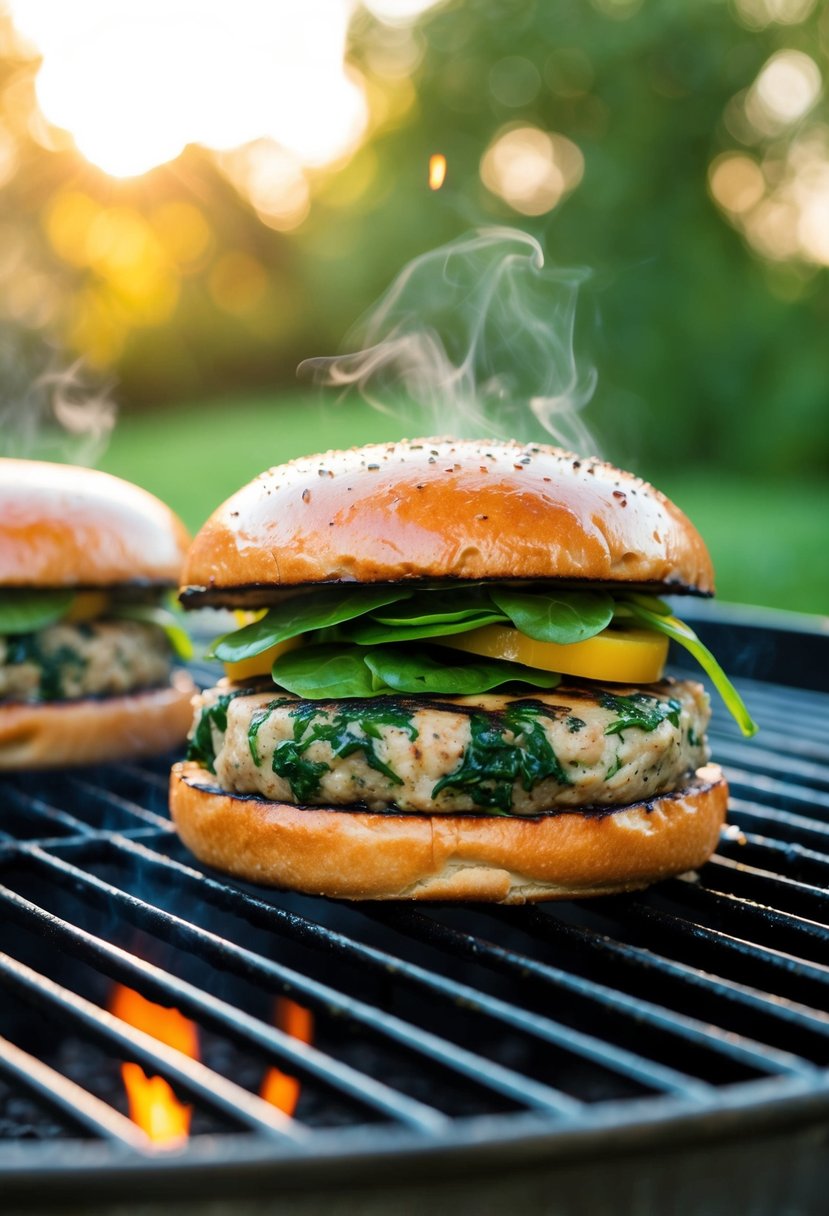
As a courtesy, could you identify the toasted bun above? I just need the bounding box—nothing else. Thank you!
[170,761,727,903]
[0,674,197,770]
[181,439,713,605]
[0,459,190,588]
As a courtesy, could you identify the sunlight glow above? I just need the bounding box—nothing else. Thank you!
[745,50,822,136]
[8,0,369,178]
[480,126,584,215]
[428,153,447,190]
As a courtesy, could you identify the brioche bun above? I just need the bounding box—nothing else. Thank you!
[180,438,714,606]
[1,676,196,771]
[170,761,727,903]
[0,458,190,588]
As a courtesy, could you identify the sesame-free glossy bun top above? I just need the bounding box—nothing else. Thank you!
[0,459,191,588]
[181,438,714,603]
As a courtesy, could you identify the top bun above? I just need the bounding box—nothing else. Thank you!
[0,459,190,588]
[181,439,714,604]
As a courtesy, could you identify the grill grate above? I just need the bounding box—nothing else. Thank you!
[1,617,829,1198]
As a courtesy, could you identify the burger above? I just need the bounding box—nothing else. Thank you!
[170,439,755,903]
[0,458,196,769]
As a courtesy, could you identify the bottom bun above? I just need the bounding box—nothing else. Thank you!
[0,672,197,770]
[169,761,728,904]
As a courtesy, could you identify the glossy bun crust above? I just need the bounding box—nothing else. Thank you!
[0,674,197,771]
[181,439,714,604]
[170,762,727,903]
[0,459,191,588]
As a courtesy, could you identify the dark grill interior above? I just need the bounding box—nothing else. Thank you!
[1,614,828,1206]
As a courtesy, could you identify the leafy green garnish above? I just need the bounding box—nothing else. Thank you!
[343,610,505,645]
[273,645,385,698]
[344,590,505,644]
[621,595,758,737]
[0,590,74,635]
[112,603,194,660]
[489,587,614,644]
[209,587,411,662]
[202,581,756,737]
[364,645,561,695]
[272,642,561,698]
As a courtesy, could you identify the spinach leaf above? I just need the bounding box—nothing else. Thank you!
[342,608,504,645]
[188,691,247,773]
[273,645,384,698]
[371,590,504,626]
[272,641,562,698]
[267,701,419,801]
[489,587,614,644]
[0,590,74,635]
[600,691,682,736]
[620,595,758,737]
[209,586,412,662]
[432,701,570,813]
[364,645,562,695]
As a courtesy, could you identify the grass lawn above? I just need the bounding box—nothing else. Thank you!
[98,392,828,617]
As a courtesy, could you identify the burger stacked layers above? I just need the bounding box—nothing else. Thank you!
[0,459,196,769]
[171,439,756,903]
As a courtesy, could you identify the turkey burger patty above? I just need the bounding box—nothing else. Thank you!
[0,618,175,703]
[189,679,711,816]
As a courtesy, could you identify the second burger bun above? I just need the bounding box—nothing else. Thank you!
[170,761,728,904]
[1,458,196,769]
[2,678,196,770]
[0,458,191,588]
[181,438,714,604]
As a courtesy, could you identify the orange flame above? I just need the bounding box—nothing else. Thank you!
[260,997,314,1116]
[429,153,447,191]
[109,985,199,1148]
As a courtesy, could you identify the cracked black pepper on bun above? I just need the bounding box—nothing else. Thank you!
[0,458,196,769]
[171,438,753,903]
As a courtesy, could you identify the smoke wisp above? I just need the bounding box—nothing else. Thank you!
[300,227,598,454]
[0,326,117,466]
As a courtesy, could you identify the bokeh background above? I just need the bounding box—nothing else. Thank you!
[0,0,827,613]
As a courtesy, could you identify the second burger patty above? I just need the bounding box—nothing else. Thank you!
[191,679,711,815]
[0,620,174,703]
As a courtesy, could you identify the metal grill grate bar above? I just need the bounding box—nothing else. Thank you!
[361,905,815,1079]
[0,883,448,1134]
[0,1034,150,1149]
[723,770,829,815]
[727,799,829,853]
[598,896,829,1009]
[16,843,587,1117]
[717,830,829,886]
[701,853,829,917]
[0,952,309,1143]
[488,905,829,1057]
[92,837,728,1100]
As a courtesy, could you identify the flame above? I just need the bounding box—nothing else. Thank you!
[428,153,447,191]
[109,985,199,1148]
[260,997,314,1116]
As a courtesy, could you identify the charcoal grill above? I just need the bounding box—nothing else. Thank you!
[1,605,828,1215]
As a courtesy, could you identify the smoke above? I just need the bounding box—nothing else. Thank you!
[0,325,117,465]
[300,227,598,454]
